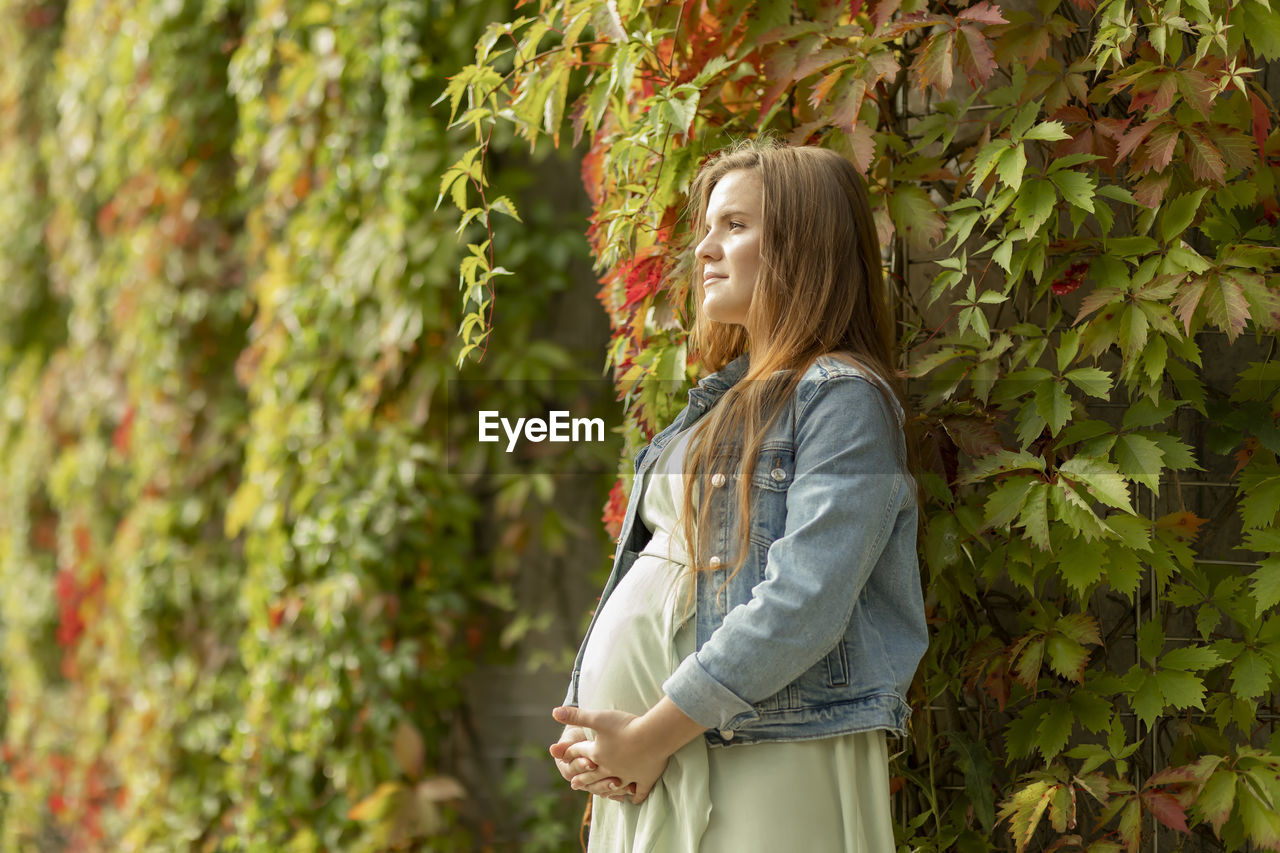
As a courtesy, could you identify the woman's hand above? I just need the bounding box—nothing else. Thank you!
[548,724,630,801]
[550,701,670,804]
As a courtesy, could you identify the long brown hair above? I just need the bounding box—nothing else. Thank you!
[677,140,914,590]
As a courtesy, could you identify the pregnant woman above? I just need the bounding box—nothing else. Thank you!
[549,140,929,851]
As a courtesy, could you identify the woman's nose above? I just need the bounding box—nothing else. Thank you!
[696,232,719,260]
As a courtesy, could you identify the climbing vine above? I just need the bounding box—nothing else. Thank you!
[0,0,594,849]
[444,0,1280,849]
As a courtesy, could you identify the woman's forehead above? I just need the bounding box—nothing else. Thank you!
[707,169,762,215]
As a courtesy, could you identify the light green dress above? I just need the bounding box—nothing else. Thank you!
[576,425,897,852]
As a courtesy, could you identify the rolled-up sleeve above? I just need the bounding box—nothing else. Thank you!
[662,375,906,730]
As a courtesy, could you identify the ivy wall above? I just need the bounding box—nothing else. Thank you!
[0,0,599,849]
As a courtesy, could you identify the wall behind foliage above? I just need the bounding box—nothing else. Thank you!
[0,0,602,849]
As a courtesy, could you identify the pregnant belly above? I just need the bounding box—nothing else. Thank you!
[577,554,686,715]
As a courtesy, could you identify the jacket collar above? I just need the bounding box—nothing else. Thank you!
[689,352,749,404]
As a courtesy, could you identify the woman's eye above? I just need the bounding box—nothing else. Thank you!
[729,221,744,230]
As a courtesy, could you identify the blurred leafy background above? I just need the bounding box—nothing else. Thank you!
[0,0,607,849]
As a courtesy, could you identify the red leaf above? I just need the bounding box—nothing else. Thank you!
[602,480,627,541]
[1146,124,1182,174]
[112,405,135,454]
[1184,127,1226,184]
[1132,171,1172,208]
[1130,70,1178,115]
[1115,118,1159,162]
[871,0,905,32]
[1142,790,1190,833]
[942,415,1004,457]
[1250,91,1273,160]
[847,120,876,175]
[957,0,1008,25]
[1174,68,1215,116]
[880,9,935,39]
[956,25,999,88]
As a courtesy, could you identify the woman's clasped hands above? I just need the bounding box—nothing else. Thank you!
[548,706,672,805]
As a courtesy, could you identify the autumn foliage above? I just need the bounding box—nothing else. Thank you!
[444,0,1280,849]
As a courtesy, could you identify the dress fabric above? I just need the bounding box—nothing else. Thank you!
[576,425,898,853]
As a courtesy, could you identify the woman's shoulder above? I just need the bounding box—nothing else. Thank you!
[801,352,887,386]
[796,353,903,425]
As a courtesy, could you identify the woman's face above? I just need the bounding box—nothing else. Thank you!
[695,169,763,330]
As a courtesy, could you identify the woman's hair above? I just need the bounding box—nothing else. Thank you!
[676,139,915,591]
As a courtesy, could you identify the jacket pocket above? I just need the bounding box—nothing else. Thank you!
[748,444,795,492]
[824,640,850,687]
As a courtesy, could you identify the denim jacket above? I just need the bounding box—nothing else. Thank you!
[564,352,928,747]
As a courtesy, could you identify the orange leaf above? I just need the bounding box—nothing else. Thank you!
[913,29,955,96]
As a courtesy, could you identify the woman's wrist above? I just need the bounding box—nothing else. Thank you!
[635,695,707,758]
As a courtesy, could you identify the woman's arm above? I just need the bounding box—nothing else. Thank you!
[663,374,908,731]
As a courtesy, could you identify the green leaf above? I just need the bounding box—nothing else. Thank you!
[1240,475,1280,530]
[960,449,1046,483]
[1158,188,1209,243]
[1046,633,1089,682]
[1057,536,1103,598]
[1021,120,1071,142]
[984,477,1037,529]
[1250,556,1280,617]
[488,195,522,223]
[970,138,1011,190]
[1138,620,1166,664]
[949,734,997,832]
[1107,513,1152,552]
[1051,481,1111,542]
[1161,645,1225,671]
[1114,433,1166,494]
[1237,773,1280,847]
[1013,178,1056,234]
[1071,689,1114,733]
[1065,367,1112,399]
[1156,668,1206,711]
[1148,432,1200,471]
[1034,379,1073,435]
[1056,419,1115,448]
[1059,457,1133,512]
[995,144,1027,191]
[1131,672,1164,727]
[1049,169,1095,213]
[1106,546,1144,597]
[1019,483,1051,551]
[1230,649,1272,699]
[888,183,945,251]
[1036,701,1076,759]
[658,87,700,135]
[997,776,1055,848]
[1192,770,1237,835]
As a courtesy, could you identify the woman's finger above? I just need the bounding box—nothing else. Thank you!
[569,767,615,790]
[580,777,626,797]
[569,756,597,775]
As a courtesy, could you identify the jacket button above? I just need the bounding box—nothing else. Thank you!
[770,467,787,482]
[711,472,726,488]
[708,555,721,567]
[719,729,734,740]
